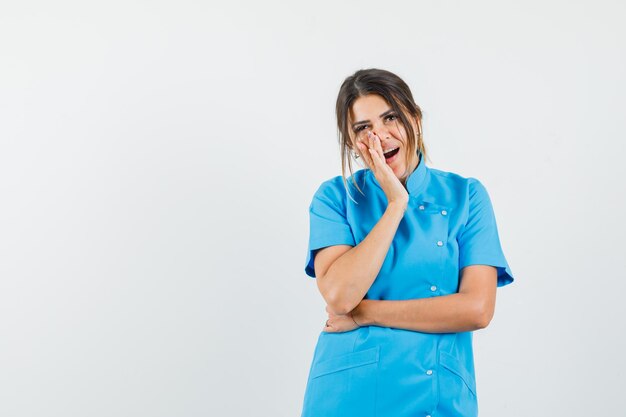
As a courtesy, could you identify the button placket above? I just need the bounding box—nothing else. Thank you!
[418,201,450,298]
[435,207,449,248]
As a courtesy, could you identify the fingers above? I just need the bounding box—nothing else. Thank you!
[356,132,386,172]
[356,134,379,170]
[356,141,373,169]
[323,321,334,332]
[371,132,385,161]
[367,132,385,170]
[323,315,358,333]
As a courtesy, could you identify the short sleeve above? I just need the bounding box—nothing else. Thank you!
[458,178,515,287]
[304,179,356,278]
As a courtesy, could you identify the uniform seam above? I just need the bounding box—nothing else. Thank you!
[374,359,379,417]
[433,348,441,415]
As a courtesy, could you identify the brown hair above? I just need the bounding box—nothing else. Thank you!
[335,68,428,201]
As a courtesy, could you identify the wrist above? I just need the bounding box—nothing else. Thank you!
[387,200,407,215]
[353,299,377,326]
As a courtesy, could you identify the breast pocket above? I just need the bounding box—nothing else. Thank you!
[301,346,380,417]
[418,201,451,229]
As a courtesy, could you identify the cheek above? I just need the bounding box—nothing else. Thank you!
[391,122,407,138]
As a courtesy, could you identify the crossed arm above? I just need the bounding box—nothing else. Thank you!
[315,203,498,334]
[350,264,497,333]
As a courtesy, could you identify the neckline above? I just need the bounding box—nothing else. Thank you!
[368,150,429,197]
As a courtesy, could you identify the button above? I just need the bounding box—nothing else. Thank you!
[441,210,447,216]
[426,369,433,375]
[419,205,425,210]
[430,285,437,291]
[436,240,443,246]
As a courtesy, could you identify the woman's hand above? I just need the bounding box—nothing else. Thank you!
[323,304,360,333]
[355,131,409,208]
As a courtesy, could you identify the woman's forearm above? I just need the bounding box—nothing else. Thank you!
[353,294,488,333]
[320,201,406,315]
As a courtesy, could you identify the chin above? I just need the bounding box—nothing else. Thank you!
[390,160,406,177]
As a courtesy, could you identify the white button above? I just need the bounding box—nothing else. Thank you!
[441,210,447,216]
[419,205,425,210]
[437,240,443,246]
[426,369,433,375]
[430,285,437,291]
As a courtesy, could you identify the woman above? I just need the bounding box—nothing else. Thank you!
[300,68,515,417]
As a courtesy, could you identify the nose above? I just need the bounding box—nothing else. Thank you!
[370,121,392,139]
[370,126,391,140]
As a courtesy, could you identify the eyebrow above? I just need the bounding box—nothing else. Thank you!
[351,109,396,129]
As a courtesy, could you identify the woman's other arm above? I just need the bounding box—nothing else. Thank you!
[315,132,409,316]
[315,201,406,315]
[351,265,498,333]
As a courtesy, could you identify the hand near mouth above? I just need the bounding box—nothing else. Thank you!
[355,132,409,210]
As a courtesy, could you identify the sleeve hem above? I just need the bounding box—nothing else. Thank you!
[304,237,356,278]
[459,256,515,288]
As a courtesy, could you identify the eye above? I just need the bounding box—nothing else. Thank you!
[385,114,398,122]
[354,125,367,132]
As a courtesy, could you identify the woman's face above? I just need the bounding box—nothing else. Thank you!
[349,94,420,181]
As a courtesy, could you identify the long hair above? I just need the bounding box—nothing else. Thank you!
[335,68,428,202]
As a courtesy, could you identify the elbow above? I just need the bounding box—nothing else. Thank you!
[318,273,360,315]
[324,284,361,315]
[327,304,351,316]
[474,313,492,330]
[325,292,358,316]
[473,303,495,330]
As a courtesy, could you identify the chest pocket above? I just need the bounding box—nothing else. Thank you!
[417,200,451,242]
[419,200,450,214]
[382,200,451,271]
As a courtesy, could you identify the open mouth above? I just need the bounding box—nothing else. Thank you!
[383,147,400,160]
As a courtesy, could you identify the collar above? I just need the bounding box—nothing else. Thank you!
[368,150,429,196]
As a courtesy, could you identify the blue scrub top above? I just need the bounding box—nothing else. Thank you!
[301,151,514,417]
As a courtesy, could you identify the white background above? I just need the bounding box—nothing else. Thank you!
[1,1,625,416]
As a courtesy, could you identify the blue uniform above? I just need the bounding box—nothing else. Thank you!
[301,151,514,417]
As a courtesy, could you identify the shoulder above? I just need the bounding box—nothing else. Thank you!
[425,166,495,218]
[428,166,487,196]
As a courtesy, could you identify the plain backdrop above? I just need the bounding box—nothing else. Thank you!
[1,1,625,416]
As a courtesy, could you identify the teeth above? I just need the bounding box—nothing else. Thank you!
[383,147,399,155]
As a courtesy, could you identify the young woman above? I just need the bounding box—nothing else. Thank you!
[301,68,515,417]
